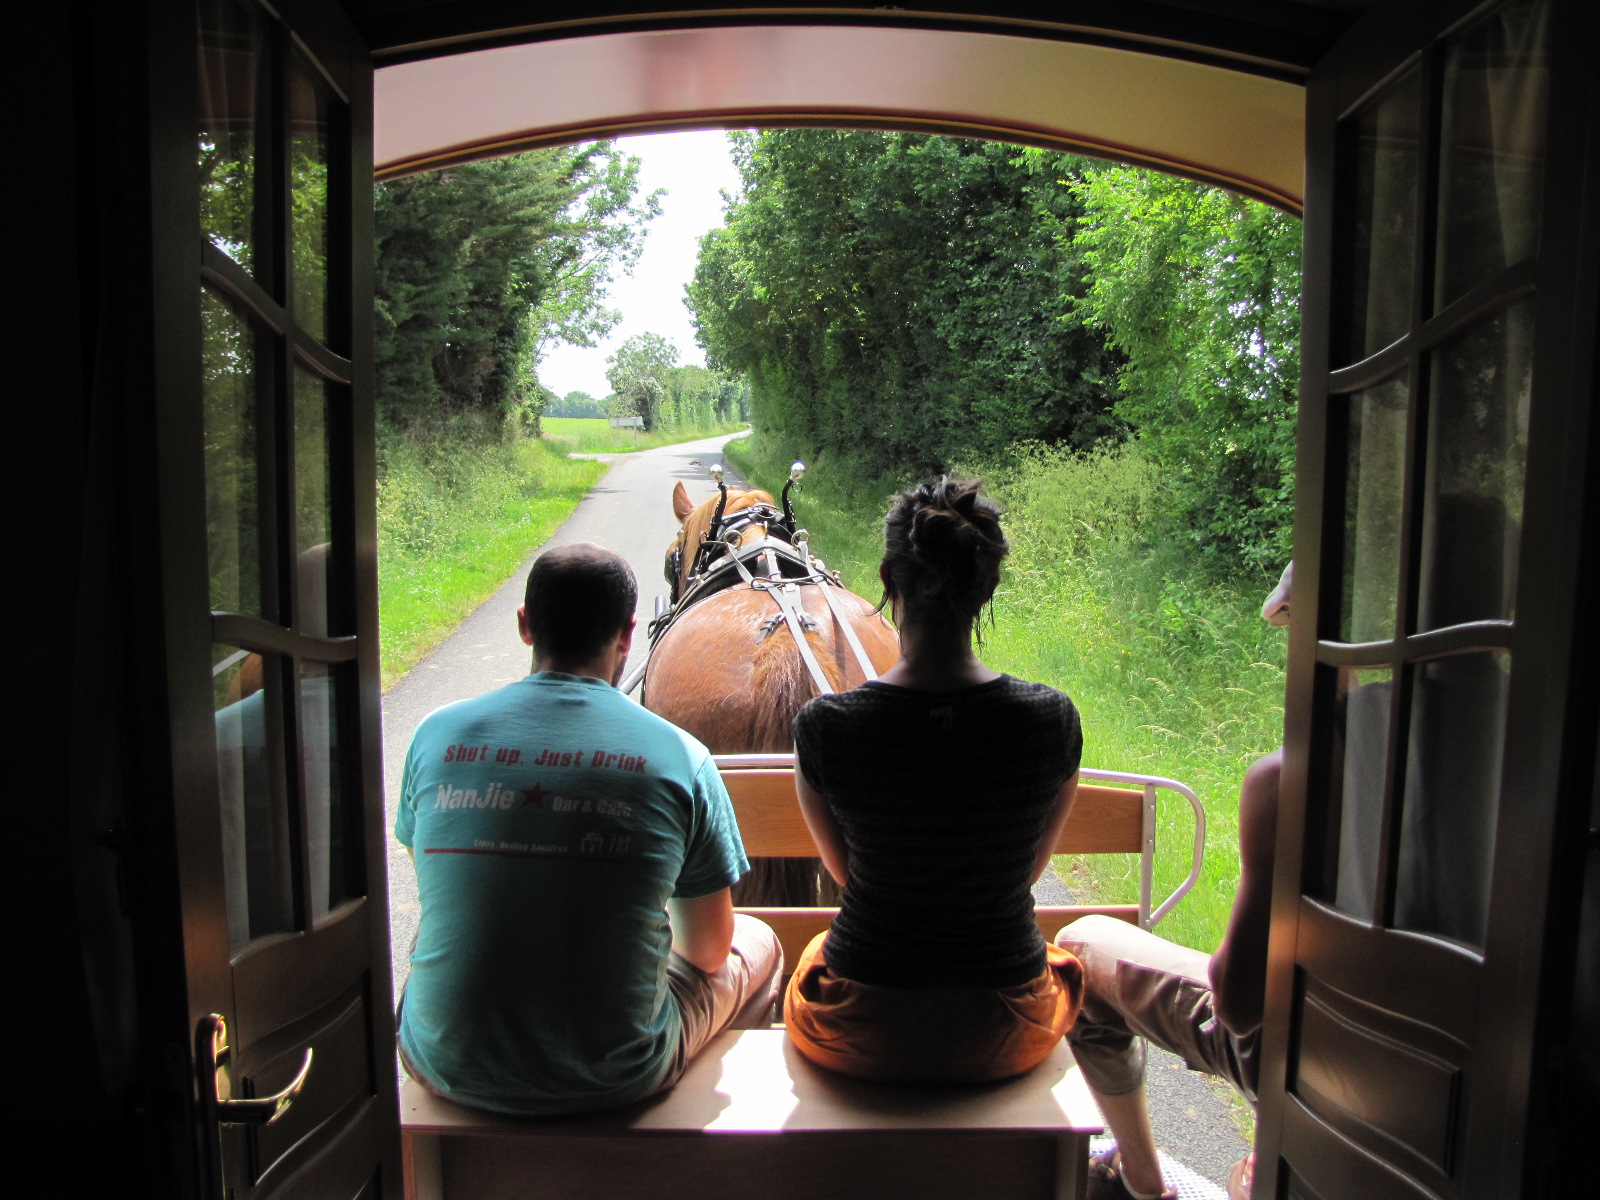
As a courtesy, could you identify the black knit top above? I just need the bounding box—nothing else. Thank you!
[792,675,1083,988]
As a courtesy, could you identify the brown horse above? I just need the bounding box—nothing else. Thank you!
[643,480,900,904]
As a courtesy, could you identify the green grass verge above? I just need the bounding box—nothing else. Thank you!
[725,432,1287,954]
[542,417,748,454]
[377,432,605,689]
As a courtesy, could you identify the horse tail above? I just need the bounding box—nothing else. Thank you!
[746,623,844,751]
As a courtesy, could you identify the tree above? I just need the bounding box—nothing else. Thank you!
[549,390,607,419]
[605,332,680,431]
[688,131,1122,473]
[374,143,661,434]
[1056,162,1301,572]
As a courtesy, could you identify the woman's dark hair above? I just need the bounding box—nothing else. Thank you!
[879,477,1009,636]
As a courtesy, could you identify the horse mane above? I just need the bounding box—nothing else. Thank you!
[675,486,778,598]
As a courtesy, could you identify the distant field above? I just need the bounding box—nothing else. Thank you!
[543,417,746,454]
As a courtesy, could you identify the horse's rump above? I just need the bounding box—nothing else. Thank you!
[644,585,893,753]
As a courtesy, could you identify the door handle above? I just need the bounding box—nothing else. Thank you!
[198,1013,314,1127]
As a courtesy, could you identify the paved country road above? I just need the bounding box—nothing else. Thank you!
[378,428,1246,1194]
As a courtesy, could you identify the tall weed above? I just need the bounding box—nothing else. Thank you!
[727,432,1288,952]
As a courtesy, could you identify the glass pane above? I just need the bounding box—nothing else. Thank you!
[215,647,293,947]
[1417,300,1534,630]
[1339,377,1409,643]
[289,54,333,343]
[1395,651,1512,946]
[197,0,265,268]
[1434,0,1550,308]
[1342,69,1422,364]
[301,661,350,921]
[1329,665,1395,921]
[294,369,336,634]
[202,287,263,616]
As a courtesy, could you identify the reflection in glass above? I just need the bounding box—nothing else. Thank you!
[1434,0,1549,308]
[290,55,332,343]
[1396,651,1511,947]
[301,661,348,922]
[215,649,293,948]
[1329,665,1394,921]
[202,287,262,616]
[1417,301,1533,630]
[1342,70,1421,365]
[294,369,337,634]
[1339,378,1408,644]
[197,0,264,267]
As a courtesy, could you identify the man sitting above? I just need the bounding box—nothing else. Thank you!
[396,543,782,1115]
[1056,563,1293,1200]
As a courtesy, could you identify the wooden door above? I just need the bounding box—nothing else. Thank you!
[1256,0,1598,1196]
[166,0,398,1196]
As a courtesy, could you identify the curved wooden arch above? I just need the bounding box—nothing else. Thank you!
[375,23,1305,211]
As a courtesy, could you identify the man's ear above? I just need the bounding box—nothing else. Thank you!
[516,605,535,647]
[617,613,637,657]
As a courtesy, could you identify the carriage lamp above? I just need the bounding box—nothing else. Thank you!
[782,462,805,530]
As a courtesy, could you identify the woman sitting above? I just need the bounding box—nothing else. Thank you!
[784,477,1085,1082]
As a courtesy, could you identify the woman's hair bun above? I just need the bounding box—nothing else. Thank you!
[880,476,1009,630]
[909,505,959,554]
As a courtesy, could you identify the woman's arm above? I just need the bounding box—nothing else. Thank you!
[795,769,850,887]
[1031,771,1081,884]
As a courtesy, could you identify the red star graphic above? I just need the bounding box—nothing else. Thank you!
[521,782,550,809]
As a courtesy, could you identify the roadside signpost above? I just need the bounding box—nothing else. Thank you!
[610,414,644,446]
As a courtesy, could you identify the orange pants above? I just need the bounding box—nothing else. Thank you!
[783,932,1084,1083]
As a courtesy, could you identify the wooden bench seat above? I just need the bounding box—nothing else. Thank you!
[401,1029,1105,1200]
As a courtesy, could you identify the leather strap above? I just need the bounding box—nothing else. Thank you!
[818,581,880,682]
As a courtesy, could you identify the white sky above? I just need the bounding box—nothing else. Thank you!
[538,130,744,400]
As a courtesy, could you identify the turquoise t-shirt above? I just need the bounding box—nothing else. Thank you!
[395,672,748,1115]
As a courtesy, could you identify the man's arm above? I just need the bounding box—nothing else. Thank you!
[1210,747,1282,1037]
[666,888,735,974]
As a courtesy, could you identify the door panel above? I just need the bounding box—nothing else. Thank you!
[183,0,397,1196]
[1259,0,1596,1196]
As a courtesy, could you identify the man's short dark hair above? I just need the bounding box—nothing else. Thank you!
[524,544,638,662]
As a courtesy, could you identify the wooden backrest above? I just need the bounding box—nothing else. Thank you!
[719,768,1142,858]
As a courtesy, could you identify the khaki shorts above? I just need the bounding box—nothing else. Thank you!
[655,912,786,1091]
[1055,914,1259,1102]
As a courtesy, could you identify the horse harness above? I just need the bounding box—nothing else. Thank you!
[643,502,881,698]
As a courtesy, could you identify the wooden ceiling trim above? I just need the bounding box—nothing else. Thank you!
[374,25,1306,209]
